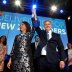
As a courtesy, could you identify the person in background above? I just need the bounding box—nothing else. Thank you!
[7,21,35,72]
[33,35,40,72]
[35,35,40,49]
[67,43,72,72]
[0,35,7,72]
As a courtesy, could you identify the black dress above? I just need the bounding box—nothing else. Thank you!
[10,30,35,72]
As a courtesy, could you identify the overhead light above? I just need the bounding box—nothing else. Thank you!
[60,10,64,13]
[68,16,71,20]
[32,4,37,9]
[3,0,7,4]
[51,5,57,12]
[15,0,21,6]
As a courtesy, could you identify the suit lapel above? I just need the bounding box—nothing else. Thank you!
[43,30,47,41]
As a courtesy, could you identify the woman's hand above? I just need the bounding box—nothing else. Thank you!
[7,58,11,69]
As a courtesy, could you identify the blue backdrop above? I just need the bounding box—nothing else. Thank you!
[0,12,68,54]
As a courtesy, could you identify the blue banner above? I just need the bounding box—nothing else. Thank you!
[0,11,68,54]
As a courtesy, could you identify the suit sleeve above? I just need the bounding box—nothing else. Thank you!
[57,34,65,61]
[31,17,42,38]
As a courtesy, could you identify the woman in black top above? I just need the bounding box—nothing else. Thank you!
[7,21,35,72]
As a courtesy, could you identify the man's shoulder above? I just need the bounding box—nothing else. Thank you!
[52,32,60,36]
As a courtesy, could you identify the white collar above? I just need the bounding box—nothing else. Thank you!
[46,30,52,34]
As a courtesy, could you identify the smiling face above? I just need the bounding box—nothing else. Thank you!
[35,35,40,42]
[67,43,72,49]
[0,36,6,45]
[19,21,31,33]
[1,36,5,43]
[20,23,27,33]
[44,20,52,31]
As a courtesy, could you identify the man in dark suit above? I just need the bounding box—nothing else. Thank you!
[32,18,65,72]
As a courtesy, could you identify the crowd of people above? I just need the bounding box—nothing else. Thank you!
[0,9,72,72]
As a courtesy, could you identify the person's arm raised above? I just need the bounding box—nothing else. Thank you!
[31,8,42,38]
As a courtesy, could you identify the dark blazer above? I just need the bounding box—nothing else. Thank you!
[35,27,65,64]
